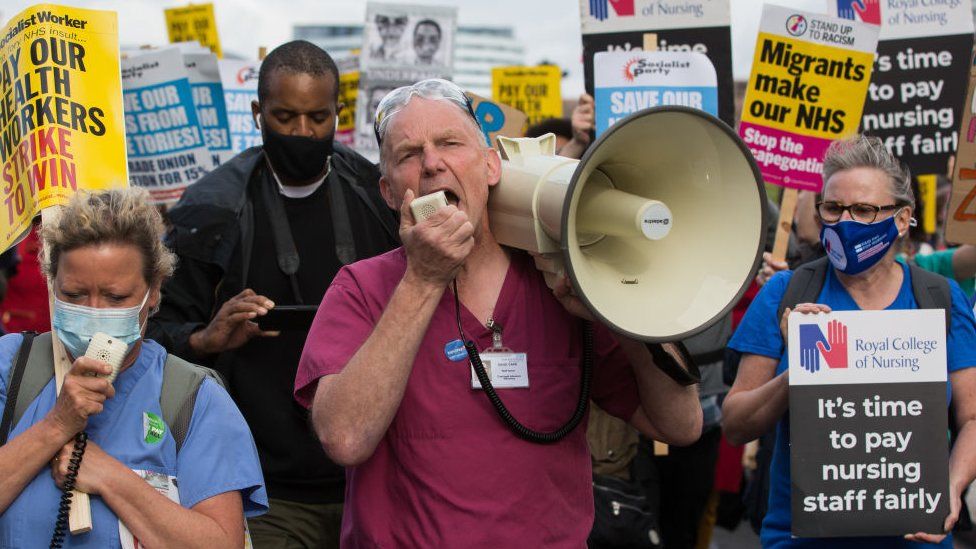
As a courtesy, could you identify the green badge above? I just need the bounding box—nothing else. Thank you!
[143,411,165,444]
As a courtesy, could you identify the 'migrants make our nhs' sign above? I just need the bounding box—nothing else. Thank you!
[788,309,949,538]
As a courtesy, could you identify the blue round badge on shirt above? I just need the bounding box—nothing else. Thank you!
[444,339,467,362]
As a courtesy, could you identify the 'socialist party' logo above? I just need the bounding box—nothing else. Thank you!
[589,0,636,21]
[799,320,849,373]
[236,66,259,85]
[785,14,809,36]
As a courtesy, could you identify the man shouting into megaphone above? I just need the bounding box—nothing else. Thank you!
[294,78,702,548]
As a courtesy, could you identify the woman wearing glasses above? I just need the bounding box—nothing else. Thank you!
[722,135,976,548]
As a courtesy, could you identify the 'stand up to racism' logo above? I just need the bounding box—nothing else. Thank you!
[798,320,849,373]
[835,0,881,24]
[236,66,259,86]
[589,0,636,21]
[785,14,809,36]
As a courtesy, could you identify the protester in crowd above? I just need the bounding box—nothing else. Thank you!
[558,92,595,159]
[0,222,51,334]
[148,40,397,548]
[758,189,976,298]
[293,78,702,547]
[525,117,573,151]
[412,19,442,66]
[0,248,16,336]
[722,135,976,547]
[0,188,266,547]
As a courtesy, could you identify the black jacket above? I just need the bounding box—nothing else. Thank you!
[148,143,398,502]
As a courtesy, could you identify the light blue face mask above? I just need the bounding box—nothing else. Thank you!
[52,290,150,359]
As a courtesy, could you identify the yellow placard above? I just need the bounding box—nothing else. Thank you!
[491,65,562,127]
[917,174,937,235]
[741,33,874,140]
[164,3,222,58]
[338,70,359,134]
[0,4,128,254]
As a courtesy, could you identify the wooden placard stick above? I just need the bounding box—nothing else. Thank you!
[258,46,267,60]
[643,33,658,52]
[40,208,93,534]
[771,187,798,262]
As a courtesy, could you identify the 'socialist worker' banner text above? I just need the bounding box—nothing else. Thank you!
[0,4,127,254]
[164,3,222,58]
[788,309,949,537]
[491,65,562,127]
[739,6,878,192]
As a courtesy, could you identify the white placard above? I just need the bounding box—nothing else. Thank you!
[788,309,947,386]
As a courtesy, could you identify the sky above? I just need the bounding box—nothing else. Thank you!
[3,0,826,96]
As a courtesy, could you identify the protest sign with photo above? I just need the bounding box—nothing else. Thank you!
[183,51,233,167]
[337,55,359,147]
[218,58,262,153]
[491,65,562,127]
[122,48,211,205]
[788,309,949,537]
[355,76,412,161]
[579,0,735,126]
[356,3,457,160]
[831,0,974,176]
[361,2,457,78]
[0,3,127,253]
[946,52,976,245]
[739,6,878,192]
[164,3,222,58]
[466,91,528,149]
[593,50,717,136]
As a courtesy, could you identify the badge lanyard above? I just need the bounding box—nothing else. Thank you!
[450,279,593,444]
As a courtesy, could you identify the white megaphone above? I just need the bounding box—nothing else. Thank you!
[489,106,767,346]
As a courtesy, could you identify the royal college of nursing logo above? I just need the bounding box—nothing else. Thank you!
[799,320,849,373]
[785,14,809,36]
[835,0,881,24]
[589,0,636,21]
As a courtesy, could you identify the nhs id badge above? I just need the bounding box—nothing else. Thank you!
[471,352,529,389]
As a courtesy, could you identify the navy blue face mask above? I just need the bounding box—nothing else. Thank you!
[820,214,902,275]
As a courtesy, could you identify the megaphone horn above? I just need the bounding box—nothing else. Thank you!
[489,106,767,347]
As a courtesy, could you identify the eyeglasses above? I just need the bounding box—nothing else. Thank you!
[373,78,479,146]
[816,201,903,223]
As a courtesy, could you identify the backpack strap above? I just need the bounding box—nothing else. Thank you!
[7,332,56,446]
[907,262,952,332]
[1,332,38,446]
[161,352,224,452]
[777,256,831,323]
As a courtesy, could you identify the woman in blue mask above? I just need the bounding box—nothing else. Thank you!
[721,135,976,548]
[0,188,267,547]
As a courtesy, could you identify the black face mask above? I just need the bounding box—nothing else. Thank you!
[261,125,334,184]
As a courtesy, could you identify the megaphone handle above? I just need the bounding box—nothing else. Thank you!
[647,342,700,386]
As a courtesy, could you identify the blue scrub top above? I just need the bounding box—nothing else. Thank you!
[0,334,268,548]
[729,262,976,549]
